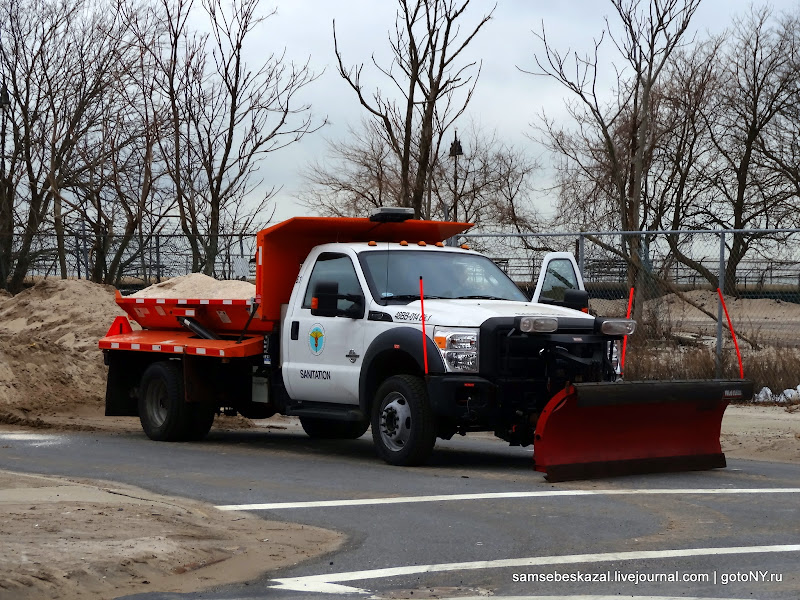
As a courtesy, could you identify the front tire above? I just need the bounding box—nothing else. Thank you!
[371,374,436,466]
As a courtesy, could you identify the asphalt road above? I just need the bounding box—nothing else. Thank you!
[1,424,799,600]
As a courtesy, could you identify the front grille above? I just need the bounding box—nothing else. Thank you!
[479,318,608,380]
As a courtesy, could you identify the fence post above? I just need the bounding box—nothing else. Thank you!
[716,231,726,378]
[577,233,585,278]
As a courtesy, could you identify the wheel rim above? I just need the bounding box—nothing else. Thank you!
[144,379,168,428]
[379,392,412,452]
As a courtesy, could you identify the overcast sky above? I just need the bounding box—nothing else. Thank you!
[246,0,797,223]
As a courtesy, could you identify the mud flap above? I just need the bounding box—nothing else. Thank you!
[533,380,753,482]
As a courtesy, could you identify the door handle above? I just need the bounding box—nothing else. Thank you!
[290,321,299,340]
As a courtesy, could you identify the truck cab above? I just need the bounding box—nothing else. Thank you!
[275,223,625,465]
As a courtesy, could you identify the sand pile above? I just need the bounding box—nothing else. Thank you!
[0,275,256,419]
[0,470,343,600]
[0,279,126,413]
[131,273,255,299]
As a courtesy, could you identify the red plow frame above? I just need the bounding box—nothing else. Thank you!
[533,380,753,481]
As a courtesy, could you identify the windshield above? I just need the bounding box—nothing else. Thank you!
[359,250,528,304]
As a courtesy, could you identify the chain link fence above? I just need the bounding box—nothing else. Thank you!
[467,229,800,394]
[5,227,799,392]
[5,233,257,289]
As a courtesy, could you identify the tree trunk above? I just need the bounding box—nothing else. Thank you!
[723,232,745,295]
[53,190,68,279]
[0,179,12,291]
[0,116,12,290]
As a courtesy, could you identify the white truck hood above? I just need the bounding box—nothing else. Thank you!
[387,299,595,328]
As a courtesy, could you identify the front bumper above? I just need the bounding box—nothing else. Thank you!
[426,375,496,420]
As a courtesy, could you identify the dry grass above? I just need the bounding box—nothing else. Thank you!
[624,342,800,399]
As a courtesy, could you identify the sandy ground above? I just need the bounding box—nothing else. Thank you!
[721,404,800,463]
[0,276,798,598]
[0,468,342,600]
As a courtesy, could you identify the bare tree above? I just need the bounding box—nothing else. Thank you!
[757,7,800,204]
[67,1,178,285]
[0,0,128,292]
[301,120,402,217]
[531,0,701,318]
[428,124,541,228]
[645,41,723,286]
[146,0,320,275]
[699,7,800,293]
[301,118,542,247]
[334,0,493,218]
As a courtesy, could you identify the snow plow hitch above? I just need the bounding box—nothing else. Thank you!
[533,380,753,482]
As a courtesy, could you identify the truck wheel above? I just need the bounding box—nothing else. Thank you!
[300,417,370,440]
[138,361,188,441]
[371,374,436,466]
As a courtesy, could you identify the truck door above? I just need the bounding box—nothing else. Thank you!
[283,252,366,405]
[531,252,585,303]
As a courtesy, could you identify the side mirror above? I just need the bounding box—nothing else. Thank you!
[563,289,590,312]
[311,281,340,317]
[311,281,366,319]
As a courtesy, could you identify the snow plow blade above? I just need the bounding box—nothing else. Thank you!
[533,380,753,482]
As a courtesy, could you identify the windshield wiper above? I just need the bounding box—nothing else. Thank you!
[383,294,449,302]
[454,295,507,300]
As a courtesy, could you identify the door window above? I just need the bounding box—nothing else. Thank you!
[539,259,579,302]
[302,253,363,312]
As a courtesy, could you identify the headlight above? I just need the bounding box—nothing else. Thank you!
[434,327,479,373]
[600,319,636,336]
[519,316,558,333]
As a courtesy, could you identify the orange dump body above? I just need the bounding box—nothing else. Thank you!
[114,292,270,333]
[98,328,263,358]
[99,294,267,358]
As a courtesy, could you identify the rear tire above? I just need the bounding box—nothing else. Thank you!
[300,417,370,440]
[371,374,436,466]
[184,400,216,441]
[138,361,188,441]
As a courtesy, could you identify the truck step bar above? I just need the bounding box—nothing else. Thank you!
[285,403,367,423]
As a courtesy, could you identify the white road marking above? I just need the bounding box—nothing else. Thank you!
[216,487,800,511]
[0,433,65,447]
[270,544,800,594]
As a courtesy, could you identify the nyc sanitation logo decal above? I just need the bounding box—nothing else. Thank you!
[308,323,325,355]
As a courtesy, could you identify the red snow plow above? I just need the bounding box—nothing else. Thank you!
[533,380,753,481]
